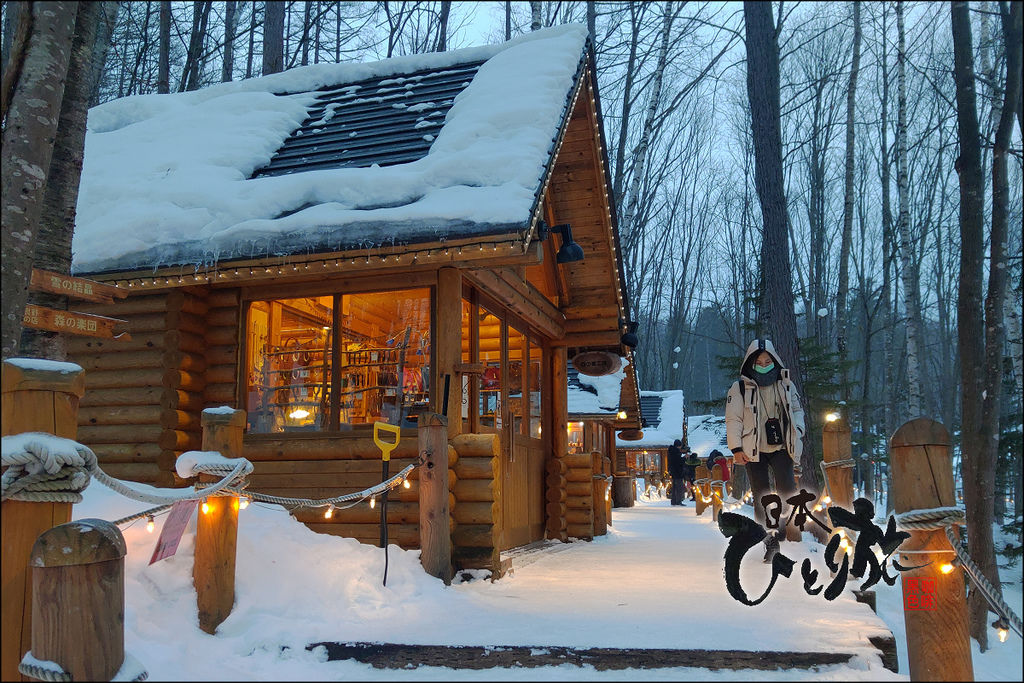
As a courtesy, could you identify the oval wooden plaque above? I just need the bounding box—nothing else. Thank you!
[572,351,621,376]
[617,429,644,441]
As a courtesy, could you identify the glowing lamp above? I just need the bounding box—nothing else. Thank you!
[825,412,840,422]
[289,408,310,420]
[146,516,155,533]
[940,563,955,575]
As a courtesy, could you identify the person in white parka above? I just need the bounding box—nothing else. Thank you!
[725,338,806,559]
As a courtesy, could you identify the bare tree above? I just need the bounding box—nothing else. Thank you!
[21,1,119,359]
[743,0,813,486]
[835,1,861,397]
[158,0,170,92]
[530,1,541,31]
[1,1,78,359]
[222,0,236,81]
[950,0,1000,652]
[263,0,284,74]
[895,1,925,416]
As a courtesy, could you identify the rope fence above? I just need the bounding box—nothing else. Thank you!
[894,506,1022,640]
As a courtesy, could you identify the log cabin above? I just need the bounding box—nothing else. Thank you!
[614,390,685,500]
[67,25,641,575]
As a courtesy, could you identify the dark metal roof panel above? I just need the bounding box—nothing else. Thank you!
[639,395,664,429]
[253,60,486,178]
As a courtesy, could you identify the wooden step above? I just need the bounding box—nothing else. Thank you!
[304,641,898,671]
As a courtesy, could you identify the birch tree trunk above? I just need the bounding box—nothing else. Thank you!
[530,2,541,31]
[0,1,78,359]
[263,0,284,75]
[895,0,925,417]
[836,1,861,398]
[20,1,118,360]
[951,0,997,652]
[743,0,813,488]
[621,1,674,262]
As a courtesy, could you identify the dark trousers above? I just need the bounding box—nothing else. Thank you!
[745,450,797,528]
[670,474,684,504]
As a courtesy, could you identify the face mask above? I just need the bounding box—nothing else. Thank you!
[754,362,775,374]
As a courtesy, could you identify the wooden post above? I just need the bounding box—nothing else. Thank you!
[694,464,710,516]
[27,519,127,681]
[193,408,244,634]
[592,452,607,536]
[602,455,613,526]
[436,267,462,439]
[418,412,452,583]
[890,418,972,682]
[711,463,723,521]
[547,346,568,541]
[823,416,854,510]
[2,359,85,682]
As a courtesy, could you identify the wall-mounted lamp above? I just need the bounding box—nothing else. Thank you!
[538,221,584,263]
[619,319,639,349]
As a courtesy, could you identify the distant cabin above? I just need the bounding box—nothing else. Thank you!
[614,390,685,502]
[68,25,641,575]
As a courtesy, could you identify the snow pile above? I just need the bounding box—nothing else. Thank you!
[687,414,729,457]
[62,475,1022,680]
[73,24,589,274]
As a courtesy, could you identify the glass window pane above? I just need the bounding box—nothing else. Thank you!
[478,308,501,429]
[508,325,526,436]
[246,296,333,433]
[244,288,430,434]
[529,338,542,439]
[461,299,473,429]
[339,288,430,427]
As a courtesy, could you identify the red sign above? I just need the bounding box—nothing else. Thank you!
[149,500,197,565]
[904,577,937,610]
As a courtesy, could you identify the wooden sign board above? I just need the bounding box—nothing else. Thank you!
[618,429,644,441]
[22,304,131,340]
[30,268,127,304]
[572,351,621,376]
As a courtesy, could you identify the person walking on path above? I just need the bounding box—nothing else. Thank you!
[682,450,700,500]
[667,439,686,506]
[725,338,805,561]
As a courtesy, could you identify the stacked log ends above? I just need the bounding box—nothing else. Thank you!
[545,456,568,541]
[450,437,500,573]
[565,453,594,540]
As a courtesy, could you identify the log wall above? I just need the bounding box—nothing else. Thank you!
[72,291,179,485]
[564,452,594,540]
[450,433,501,573]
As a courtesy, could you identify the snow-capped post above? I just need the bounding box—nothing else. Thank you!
[193,407,245,634]
[890,418,973,681]
[25,519,128,681]
[1,358,85,682]
[418,412,452,584]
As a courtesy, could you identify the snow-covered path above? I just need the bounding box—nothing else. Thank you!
[71,484,917,680]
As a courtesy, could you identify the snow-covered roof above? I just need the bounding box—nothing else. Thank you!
[566,358,628,418]
[72,24,590,275]
[614,390,683,449]
[685,414,729,459]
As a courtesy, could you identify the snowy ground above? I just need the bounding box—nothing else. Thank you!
[68,481,1021,681]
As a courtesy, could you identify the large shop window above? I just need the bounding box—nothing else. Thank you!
[245,289,431,434]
